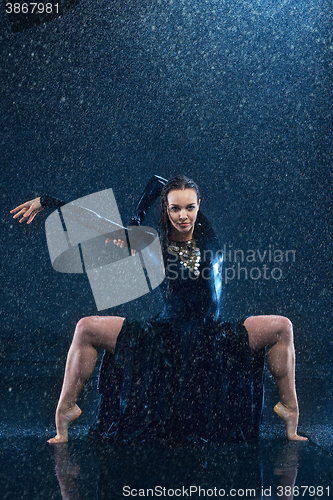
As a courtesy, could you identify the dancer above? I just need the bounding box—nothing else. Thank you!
[11,175,307,443]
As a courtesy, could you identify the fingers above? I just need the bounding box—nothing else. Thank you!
[105,238,124,247]
[111,239,136,256]
[19,208,34,223]
[11,199,43,224]
[12,207,37,223]
[11,208,27,219]
[113,239,126,249]
[10,205,29,218]
[20,213,30,223]
[11,207,31,223]
[27,211,38,224]
[10,202,29,214]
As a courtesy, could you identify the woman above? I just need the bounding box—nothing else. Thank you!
[11,175,307,443]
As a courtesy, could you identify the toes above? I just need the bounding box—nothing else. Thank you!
[49,405,81,444]
[48,435,68,444]
[293,435,308,442]
[273,402,306,441]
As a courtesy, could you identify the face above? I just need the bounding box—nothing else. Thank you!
[167,188,200,241]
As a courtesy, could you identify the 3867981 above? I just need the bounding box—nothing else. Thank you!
[276,486,330,497]
[5,3,60,14]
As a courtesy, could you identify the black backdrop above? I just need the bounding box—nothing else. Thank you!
[1,0,332,372]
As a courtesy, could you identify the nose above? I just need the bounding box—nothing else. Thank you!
[179,209,188,220]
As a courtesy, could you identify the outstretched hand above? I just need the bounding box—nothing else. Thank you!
[10,197,43,224]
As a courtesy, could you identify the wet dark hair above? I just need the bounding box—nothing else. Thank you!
[159,175,201,260]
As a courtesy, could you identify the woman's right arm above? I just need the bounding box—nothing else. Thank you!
[128,174,167,226]
[111,175,168,254]
[10,194,65,224]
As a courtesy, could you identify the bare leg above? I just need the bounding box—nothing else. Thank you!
[48,315,125,444]
[244,315,307,441]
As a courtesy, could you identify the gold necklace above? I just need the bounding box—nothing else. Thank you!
[168,239,201,276]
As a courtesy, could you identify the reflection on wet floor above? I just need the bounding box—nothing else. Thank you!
[0,367,332,499]
[1,434,332,500]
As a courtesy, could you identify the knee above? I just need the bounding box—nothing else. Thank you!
[74,316,95,344]
[277,316,293,343]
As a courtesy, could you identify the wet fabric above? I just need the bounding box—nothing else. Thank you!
[90,317,264,444]
[90,211,265,444]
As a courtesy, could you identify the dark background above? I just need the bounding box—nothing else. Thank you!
[1,0,332,377]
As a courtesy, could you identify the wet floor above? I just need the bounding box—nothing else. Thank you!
[0,362,332,500]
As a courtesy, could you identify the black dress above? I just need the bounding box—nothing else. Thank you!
[87,176,265,445]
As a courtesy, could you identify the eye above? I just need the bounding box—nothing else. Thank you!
[187,206,195,211]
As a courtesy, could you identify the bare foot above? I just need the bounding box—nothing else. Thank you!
[274,402,308,441]
[48,404,82,444]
